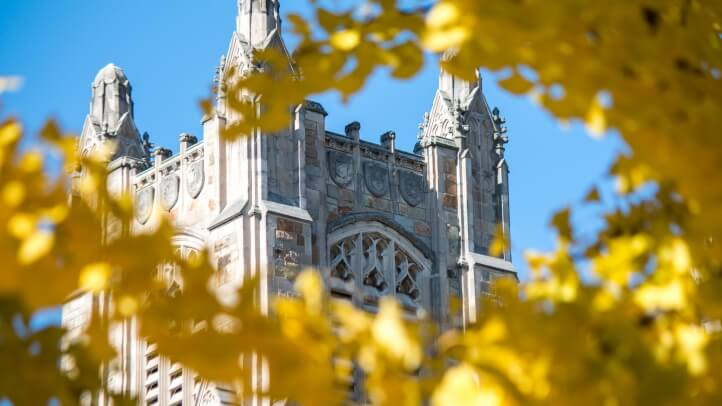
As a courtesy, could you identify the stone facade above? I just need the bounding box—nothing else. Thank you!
[61,1,516,404]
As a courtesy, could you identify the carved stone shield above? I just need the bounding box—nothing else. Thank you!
[328,150,353,187]
[399,171,424,207]
[135,187,154,224]
[186,160,204,199]
[363,161,389,197]
[160,175,180,211]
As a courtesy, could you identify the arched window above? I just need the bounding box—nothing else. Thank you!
[145,231,204,405]
[327,221,431,310]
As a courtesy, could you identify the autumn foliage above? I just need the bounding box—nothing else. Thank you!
[2,0,722,405]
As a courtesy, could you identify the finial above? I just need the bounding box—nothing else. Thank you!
[142,132,154,155]
[381,131,396,153]
[453,101,469,138]
[492,106,509,158]
[345,121,361,139]
[418,112,430,141]
[214,55,227,102]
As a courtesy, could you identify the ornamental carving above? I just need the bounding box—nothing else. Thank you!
[135,187,154,225]
[328,230,426,307]
[186,160,204,198]
[328,150,353,187]
[160,175,180,211]
[200,389,219,406]
[363,161,389,197]
[399,171,424,207]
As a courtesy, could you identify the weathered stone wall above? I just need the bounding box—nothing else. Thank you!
[269,215,309,295]
[267,128,300,206]
[132,139,209,238]
[323,131,430,247]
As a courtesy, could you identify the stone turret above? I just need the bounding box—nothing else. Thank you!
[90,63,133,130]
[420,62,515,326]
[79,64,149,164]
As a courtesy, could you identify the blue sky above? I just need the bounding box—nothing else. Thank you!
[0,0,625,285]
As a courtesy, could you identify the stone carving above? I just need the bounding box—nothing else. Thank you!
[362,233,389,295]
[135,187,154,224]
[200,389,219,406]
[330,236,355,282]
[328,230,426,306]
[363,161,389,197]
[328,150,353,187]
[187,160,204,198]
[399,171,424,207]
[160,175,180,211]
[395,251,421,305]
[273,245,301,283]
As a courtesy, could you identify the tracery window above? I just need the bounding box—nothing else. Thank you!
[148,241,201,405]
[159,245,199,295]
[328,225,429,309]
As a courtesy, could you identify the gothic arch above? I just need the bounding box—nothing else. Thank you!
[327,218,432,310]
[327,213,433,260]
[162,229,206,293]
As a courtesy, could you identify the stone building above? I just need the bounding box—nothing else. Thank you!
[61,0,516,404]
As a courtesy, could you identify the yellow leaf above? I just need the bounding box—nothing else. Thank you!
[7,213,35,239]
[372,298,421,370]
[584,187,601,202]
[659,238,691,274]
[79,262,112,293]
[550,208,573,241]
[330,29,361,51]
[19,151,43,173]
[18,230,54,265]
[294,270,324,314]
[423,3,469,52]
[426,2,460,30]
[0,120,21,147]
[635,280,686,311]
[432,364,503,406]
[498,70,535,95]
[675,323,709,375]
[2,181,26,207]
[117,295,139,317]
[584,98,607,138]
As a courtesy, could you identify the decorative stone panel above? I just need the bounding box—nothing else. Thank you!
[135,186,154,224]
[186,159,204,198]
[328,150,353,187]
[398,170,424,207]
[160,175,180,211]
[363,161,389,197]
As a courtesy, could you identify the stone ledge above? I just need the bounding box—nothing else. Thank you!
[262,200,313,222]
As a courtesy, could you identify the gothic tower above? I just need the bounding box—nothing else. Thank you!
[419,62,514,326]
[62,1,517,404]
[79,63,149,164]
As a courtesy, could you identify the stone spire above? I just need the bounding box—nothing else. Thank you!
[79,63,148,164]
[438,51,479,104]
[236,0,281,47]
[90,63,133,132]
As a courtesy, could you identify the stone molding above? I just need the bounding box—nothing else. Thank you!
[327,212,433,261]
